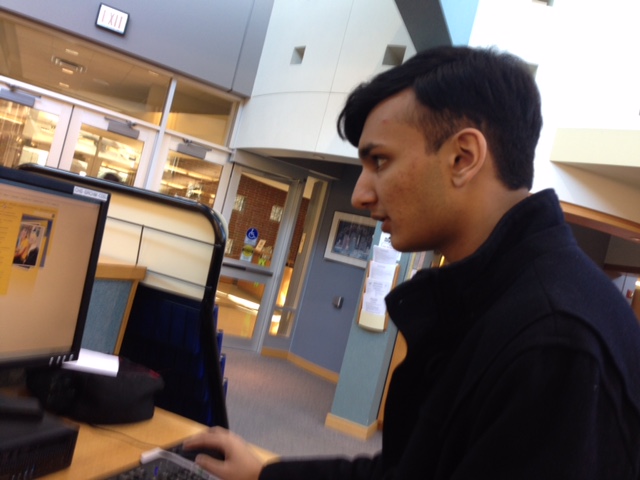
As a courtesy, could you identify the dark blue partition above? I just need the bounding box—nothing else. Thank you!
[120,285,225,426]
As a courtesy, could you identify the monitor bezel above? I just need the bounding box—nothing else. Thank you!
[0,165,110,371]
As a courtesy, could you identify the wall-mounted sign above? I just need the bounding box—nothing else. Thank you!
[96,4,129,35]
[240,228,259,262]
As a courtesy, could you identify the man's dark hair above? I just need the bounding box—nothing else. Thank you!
[337,46,542,190]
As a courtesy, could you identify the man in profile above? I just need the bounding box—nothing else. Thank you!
[185,45,640,479]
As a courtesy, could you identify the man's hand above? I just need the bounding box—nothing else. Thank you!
[183,427,265,480]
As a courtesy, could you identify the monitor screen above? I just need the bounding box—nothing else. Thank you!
[0,166,109,371]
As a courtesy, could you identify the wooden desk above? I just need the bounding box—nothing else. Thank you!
[42,408,277,479]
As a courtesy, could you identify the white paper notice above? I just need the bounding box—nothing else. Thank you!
[369,261,397,280]
[366,277,392,296]
[362,291,387,315]
[361,258,397,316]
[379,232,393,249]
[372,245,399,264]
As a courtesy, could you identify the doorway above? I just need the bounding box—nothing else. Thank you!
[0,89,157,187]
[0,92,70,169]
[216,153,327,351]
[57,108,156,186]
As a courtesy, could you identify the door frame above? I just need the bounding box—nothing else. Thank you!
[219,150,308,350]
[0,76,73,169]
[146,133,233,209]
[57,107,157,187]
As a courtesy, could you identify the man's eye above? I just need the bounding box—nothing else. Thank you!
[373,156,388,169]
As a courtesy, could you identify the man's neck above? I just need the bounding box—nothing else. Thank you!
[443,187,529,263]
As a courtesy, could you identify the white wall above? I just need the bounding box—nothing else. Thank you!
[469,0,640,223]
[237,0,640,224]
[232,0,416,161]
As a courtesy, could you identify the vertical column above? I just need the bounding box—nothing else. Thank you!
[325,225,411,439]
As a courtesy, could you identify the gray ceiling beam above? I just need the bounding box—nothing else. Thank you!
[394,0,452,51]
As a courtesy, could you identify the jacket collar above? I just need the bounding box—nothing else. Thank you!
[385,189,572,351]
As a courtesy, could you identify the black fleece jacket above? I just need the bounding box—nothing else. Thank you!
[260,189,640,479]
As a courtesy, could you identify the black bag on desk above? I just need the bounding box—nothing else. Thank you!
[26,357,164,424]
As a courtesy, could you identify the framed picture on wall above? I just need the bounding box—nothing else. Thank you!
[324,211,377,268]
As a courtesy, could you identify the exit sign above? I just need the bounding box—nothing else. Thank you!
[96,4,129,35]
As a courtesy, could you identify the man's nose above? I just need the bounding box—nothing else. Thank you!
[351,170,375,210]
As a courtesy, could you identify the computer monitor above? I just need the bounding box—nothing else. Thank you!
[0,165,109,373]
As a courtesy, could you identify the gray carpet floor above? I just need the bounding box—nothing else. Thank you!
[222,347,382,460]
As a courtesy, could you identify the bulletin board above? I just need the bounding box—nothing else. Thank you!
[357,245,400,332]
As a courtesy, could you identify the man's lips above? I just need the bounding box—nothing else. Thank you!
[376,217,389,232]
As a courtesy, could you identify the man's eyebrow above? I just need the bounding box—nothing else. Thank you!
[358,143,377,159]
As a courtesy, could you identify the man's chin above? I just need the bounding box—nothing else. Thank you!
[388,238,409,253]
[389,238,427,254]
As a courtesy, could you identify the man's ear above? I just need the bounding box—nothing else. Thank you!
[449,128,488,188]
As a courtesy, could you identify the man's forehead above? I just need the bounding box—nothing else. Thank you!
[367,89,416,121]
[358,93,424,146]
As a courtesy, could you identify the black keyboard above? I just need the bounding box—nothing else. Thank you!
[104,457,209,479]
[103,448,219,480]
